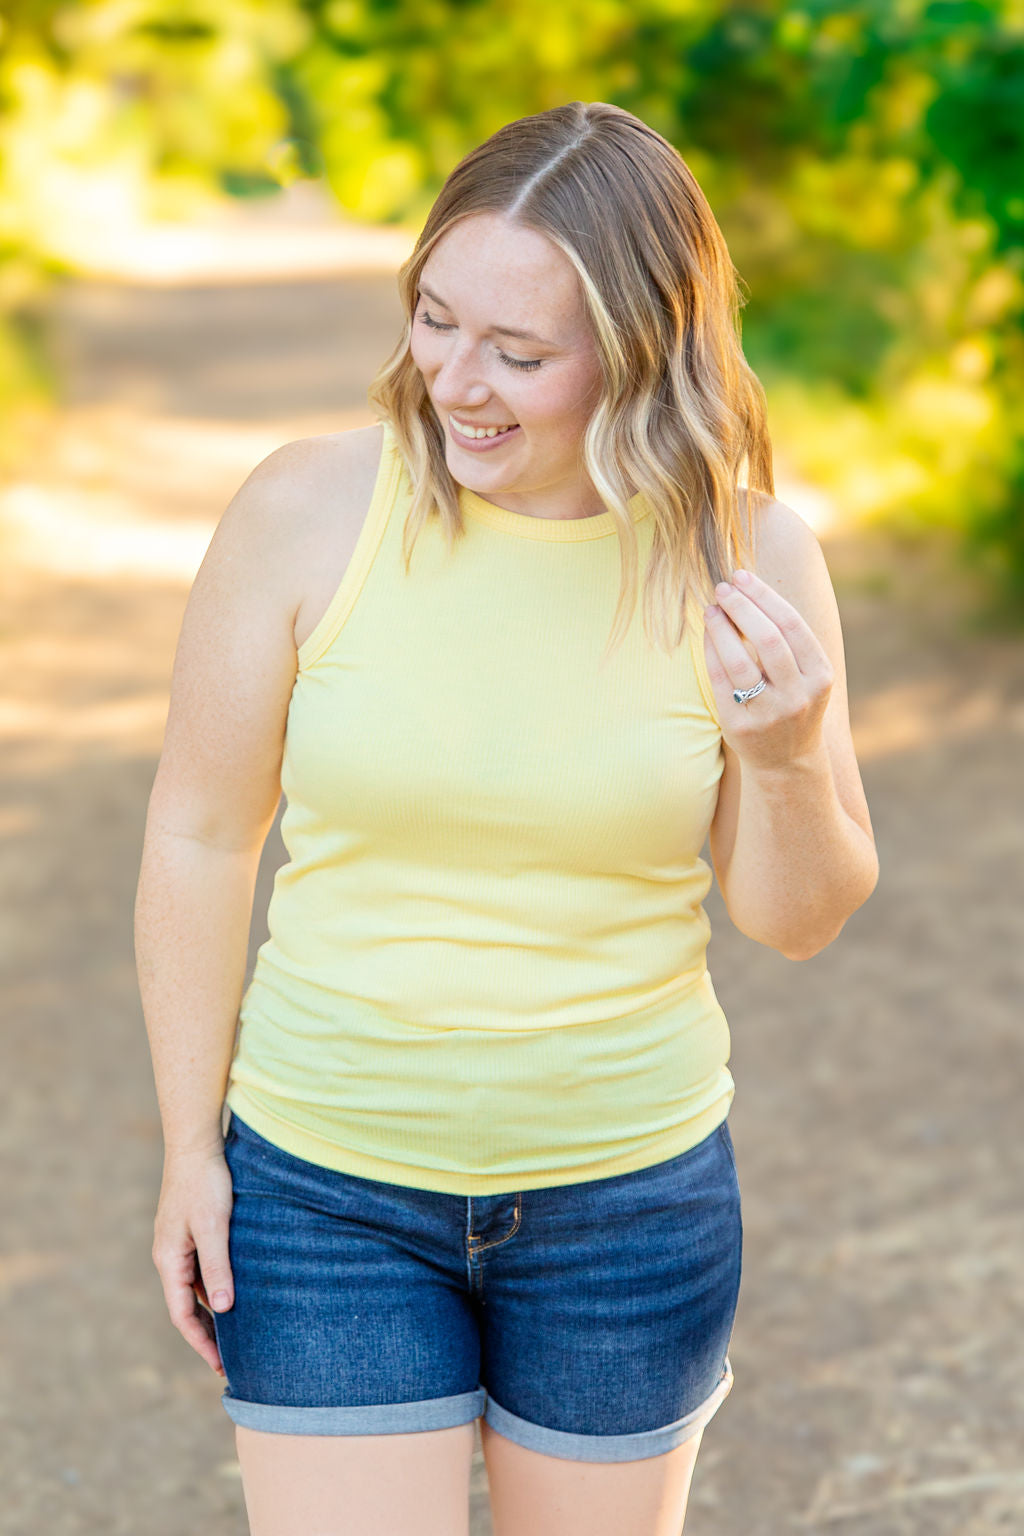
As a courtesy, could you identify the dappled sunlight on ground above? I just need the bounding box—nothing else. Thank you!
[33,179,421,286]
[0,1250,71,1300]
[851,675,1024,760]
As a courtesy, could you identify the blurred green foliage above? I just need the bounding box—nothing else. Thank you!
[1,1,1022,616]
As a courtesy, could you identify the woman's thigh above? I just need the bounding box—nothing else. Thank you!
[234,1421,476,1536]
[480,1420,706,1536]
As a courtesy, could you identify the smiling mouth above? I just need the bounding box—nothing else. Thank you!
[449,415,520,440]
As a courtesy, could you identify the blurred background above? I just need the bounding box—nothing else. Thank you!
[1,3,1021,1533]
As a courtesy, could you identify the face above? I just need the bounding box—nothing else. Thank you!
[410,211,606,520]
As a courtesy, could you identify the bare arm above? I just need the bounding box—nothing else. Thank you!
[134,440,312,1147]
[133,435,329,1372]
[134,840,263,1375]
[705,500,879,961]
[134,836,265,1155]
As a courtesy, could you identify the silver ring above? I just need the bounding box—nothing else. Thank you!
[733,676,768,704]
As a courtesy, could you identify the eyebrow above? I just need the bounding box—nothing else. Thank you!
[417,284,555,347]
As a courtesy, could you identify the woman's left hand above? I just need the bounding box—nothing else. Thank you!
[703,567,836,773]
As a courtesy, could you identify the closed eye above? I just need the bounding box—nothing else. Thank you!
[417,309,543,372]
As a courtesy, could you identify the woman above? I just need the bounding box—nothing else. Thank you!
[135,101,878,1536]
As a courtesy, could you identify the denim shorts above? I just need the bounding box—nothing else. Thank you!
[212,1111,742,1464]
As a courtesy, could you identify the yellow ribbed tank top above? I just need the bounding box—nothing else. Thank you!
[225,421,733,1194]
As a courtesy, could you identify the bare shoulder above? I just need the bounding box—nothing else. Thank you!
[732,490,838,652]
[233,423,385,635]
[144,423,384,852]
[199,420,386,651]
[728,489,845,710]
[261,420,384,512]
[738,488,823,578]
[282,423,386,652]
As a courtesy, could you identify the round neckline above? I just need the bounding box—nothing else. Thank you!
[459,483,652,541]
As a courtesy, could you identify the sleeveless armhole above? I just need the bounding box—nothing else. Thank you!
[685,588,721,729]
[296,423,399,673]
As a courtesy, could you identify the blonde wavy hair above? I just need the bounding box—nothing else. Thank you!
[367,99,773,662]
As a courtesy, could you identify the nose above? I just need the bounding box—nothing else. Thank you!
[429,341,491,412]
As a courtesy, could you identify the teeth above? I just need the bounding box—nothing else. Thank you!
[450,416,517,440]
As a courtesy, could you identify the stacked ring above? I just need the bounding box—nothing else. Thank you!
[733,677,768,704]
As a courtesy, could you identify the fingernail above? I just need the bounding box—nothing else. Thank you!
[704,604,719,621]
[715,581,733,598]
[733,568,752,585]
[212,1291,231,1311]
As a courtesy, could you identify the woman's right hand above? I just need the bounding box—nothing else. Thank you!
[152,1138,235,1377]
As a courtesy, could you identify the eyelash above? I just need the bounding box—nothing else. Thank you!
[417,310,543,371]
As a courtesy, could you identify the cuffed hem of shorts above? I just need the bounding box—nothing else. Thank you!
[220,1386,487,1436]
[483,1359,734,1464]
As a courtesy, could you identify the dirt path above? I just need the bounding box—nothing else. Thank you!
[1,215,1022,1534]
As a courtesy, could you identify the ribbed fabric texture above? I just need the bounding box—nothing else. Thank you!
[226,420,733,1194]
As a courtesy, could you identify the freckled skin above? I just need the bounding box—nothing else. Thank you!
[410,211,608,523]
